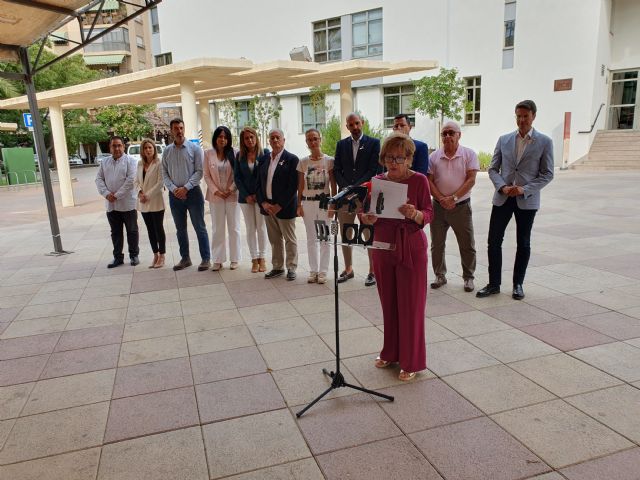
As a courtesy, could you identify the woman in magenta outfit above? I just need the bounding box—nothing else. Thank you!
[361,133,433,381]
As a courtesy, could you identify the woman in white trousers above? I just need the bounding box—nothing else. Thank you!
[203,126,241,271]
[234,126,269,273]
[297,128,336,284]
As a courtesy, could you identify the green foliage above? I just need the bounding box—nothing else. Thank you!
[478,151,492,171]
[319,114,385,156]
[95,105,154,141]
[309,85,330,113]
[66,120,108,154]
[320,116,341,156]
[412,67,471,124]
[250,94,282,146]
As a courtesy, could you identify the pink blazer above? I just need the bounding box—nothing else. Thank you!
[203,148,238,203]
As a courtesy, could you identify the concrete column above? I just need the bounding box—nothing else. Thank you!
[180,79,198,141]
[49,103,75,207]
[198,100,212,149]
[339,81,353,138]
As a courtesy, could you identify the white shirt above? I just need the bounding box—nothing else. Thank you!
[516,127,534,161]
[95,154,137,212]
[266,149,284,199]
[351,133,363,161]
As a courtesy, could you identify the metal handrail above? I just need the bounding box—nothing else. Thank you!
[578,103,605,133]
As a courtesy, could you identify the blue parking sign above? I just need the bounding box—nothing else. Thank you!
[22,113,33,128]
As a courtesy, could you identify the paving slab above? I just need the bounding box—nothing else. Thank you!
[411,417,549,480]
[0,447,101,480]
[223,459,324,480]
[112,356,193,398]
[492,399,633,468]
[569,341,640,382]
[560,447,640,480]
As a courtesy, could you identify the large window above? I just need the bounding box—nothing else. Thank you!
[502,1,516,69]
[300,95,326,131]
[465,76,481,125]
[313,17,341,63]
[383,85,415,128]
[83,27,130,53]
[154,52,172,67]
[352,8,382,58]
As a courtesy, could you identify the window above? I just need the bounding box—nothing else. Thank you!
[352,8,382,58]
[383,85,415,128]
[465,76,481,125]
[235,101,254,129]
[136,35,145,48]
[150,7,160,34]
[83,27,130,52]
[300,95,326,131]
[313,17,341,62]
[154,52,172,67]
[138,61,146,70]
[504,20,515,48]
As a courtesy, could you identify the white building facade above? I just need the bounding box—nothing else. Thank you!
[155,0,640,164]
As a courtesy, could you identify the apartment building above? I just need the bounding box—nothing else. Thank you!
[52,0,153,75]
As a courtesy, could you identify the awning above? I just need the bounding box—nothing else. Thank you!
[88,0,119,11]
[84,54,125,66]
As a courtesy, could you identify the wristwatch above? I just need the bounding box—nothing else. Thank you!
[452,194,459,202]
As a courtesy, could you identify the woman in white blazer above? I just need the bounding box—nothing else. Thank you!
[203,126,241,271]
[135,138,166,268]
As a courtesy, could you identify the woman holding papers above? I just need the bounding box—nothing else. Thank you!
[361,133,433,381]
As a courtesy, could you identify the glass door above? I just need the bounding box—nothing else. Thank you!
[608,70,639,130]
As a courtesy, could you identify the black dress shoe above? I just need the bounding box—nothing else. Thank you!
[130,256,140,266]
[512,284,525,300]
[107,258,124,269]
[173,257,192,271]
[476,284,500,298]
[364,273,376,287]
[337,270,354,284]
[286,270,296,281]
[264,269,284,279]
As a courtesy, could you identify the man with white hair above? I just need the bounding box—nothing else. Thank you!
[427,121,479,292]
[256,128,300,281]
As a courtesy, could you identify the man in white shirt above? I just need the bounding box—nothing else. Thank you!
[256,129,300,280]
[95,136,139,268]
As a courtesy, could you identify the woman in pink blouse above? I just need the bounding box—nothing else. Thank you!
[203,126,241,271]
[361,133,433,381]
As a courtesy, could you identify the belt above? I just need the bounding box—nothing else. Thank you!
[434,197,470,206]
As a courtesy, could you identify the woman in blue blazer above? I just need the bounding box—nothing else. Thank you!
[234,126,270,273]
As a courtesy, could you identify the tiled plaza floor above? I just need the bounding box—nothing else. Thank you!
[1,168,640,479]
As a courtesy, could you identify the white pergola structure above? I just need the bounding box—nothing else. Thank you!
[0,57,437,207]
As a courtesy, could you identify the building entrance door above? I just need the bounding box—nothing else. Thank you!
[608,70,639,130]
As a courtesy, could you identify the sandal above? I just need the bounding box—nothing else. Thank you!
[399,370,417,382]
[375,357,391,368]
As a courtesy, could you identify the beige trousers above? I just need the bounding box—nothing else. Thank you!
[265,215,297,271]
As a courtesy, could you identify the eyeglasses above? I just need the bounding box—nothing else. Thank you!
[441,130,458,137]
[383,155,407,164]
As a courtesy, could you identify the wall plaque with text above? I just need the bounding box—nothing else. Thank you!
[554,78,573,91]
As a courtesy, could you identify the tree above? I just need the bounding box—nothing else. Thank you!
[320,114,384,156]
[95,105,154,141]
[411,67,470,125]
[218,93,283,146]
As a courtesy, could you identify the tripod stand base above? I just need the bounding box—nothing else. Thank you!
[295,368,394,418]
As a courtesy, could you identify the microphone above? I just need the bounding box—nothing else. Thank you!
[328,185,368,209]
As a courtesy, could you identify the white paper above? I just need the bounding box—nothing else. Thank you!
[367,177,408,219]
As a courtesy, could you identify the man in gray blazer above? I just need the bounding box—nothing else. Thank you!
[476,100,554,300]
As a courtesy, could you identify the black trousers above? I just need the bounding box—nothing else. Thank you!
[141,210,166,254]
[487,197,537,286]
[107,209,139,260]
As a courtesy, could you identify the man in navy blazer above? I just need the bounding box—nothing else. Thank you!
[333,112,381,286]
[477,100,554,300]
[392,114,429,175]
[256,129,299,281]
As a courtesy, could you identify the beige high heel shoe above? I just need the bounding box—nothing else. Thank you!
[149,252,159,269]
[251,259,259,273]
[258,258,267,272]
[154,253,165,268]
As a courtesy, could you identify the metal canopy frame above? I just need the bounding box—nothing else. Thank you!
[0,0,162,254]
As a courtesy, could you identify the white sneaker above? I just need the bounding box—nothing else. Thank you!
[307,272,318,283]
[464,278,475,292]
[211,263,223,271]
[317,273,327,284]
[230,262,239,270]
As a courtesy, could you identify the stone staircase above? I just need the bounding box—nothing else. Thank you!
[571,129,640,170]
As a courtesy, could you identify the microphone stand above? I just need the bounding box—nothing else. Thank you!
[295,208,394,418]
